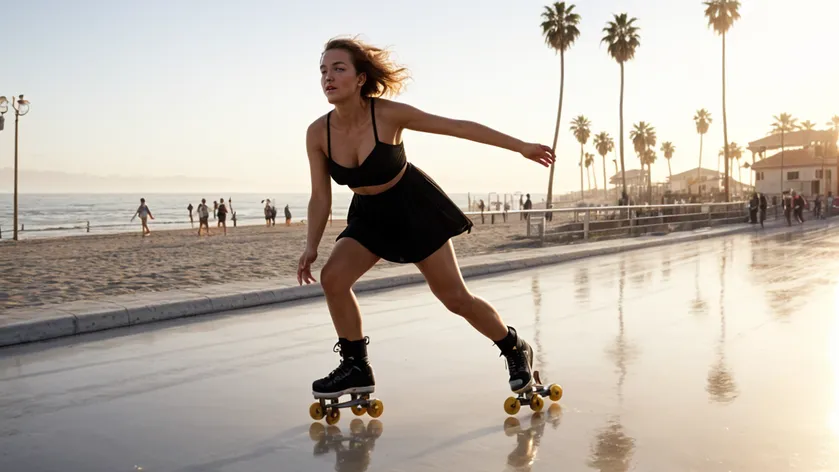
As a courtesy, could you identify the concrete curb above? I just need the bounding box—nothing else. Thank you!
[1,220,832,348]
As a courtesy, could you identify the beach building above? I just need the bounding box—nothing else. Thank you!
[748,129,838,197]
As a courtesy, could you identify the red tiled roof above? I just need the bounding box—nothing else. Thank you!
[750,148,837,170]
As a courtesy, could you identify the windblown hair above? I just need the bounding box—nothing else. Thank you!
[323,36,410,98]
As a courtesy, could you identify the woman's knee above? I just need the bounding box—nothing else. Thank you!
[320,261,356,296]
[436,286,475,315]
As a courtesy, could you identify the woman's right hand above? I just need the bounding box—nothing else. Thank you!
[297,246,318,285]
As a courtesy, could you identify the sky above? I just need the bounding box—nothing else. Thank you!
[1,0,837,195]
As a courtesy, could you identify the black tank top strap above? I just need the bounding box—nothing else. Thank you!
[326,111,333,159]
[370,98,380,143]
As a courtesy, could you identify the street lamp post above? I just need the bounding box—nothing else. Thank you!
[1,95,31,241]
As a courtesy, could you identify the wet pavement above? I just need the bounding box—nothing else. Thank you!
[2,227,839,471]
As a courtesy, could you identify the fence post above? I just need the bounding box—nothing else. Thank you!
[0,225,2,239]
[584,209,590,240]
[526,213,531,237]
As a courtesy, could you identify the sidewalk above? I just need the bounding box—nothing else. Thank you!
[1,218,833,348]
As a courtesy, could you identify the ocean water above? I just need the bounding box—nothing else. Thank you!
[0,192,538,240]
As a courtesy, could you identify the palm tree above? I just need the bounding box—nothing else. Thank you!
[602,13,641,197]
[630,122,656,202]
[694,109,712,190]
[731,143,743,196]
[661,142,675,188]
[541,2,581,212]
[704,0,741,202]
[571,115,592,200]
[770,113,798,193]
[585,152,597,191]
[594,132,615,200]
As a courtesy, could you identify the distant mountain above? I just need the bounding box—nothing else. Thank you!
[0,168,263,194]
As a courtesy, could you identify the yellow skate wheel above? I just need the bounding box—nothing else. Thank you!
[368,399,384,418]
[504,396,521,415]
[549,384,563,402]
[530,394,544,412]
[351,404,367,416]
[325,408,340,425]
[309,402,325,421]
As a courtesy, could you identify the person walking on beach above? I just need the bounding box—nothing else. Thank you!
[297,37,555,400]
[131,198,154,236]
[217,198,230,235]
[187,203,194,226]
[284,204,292,225]
[213,200,219,220]
[197,198,211,236]
[263,199,275,227]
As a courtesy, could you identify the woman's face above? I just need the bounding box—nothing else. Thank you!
[320,48,364,104]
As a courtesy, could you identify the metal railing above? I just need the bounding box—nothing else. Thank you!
[465,202,752,242]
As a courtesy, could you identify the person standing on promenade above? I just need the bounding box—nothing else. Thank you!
[297,37,555,399]
[187,203,194,226]
[197,198,211,236]
[284,204,292,225]
[131,198,154,237]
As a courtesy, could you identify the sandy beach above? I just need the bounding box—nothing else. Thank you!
[0,216,542,311]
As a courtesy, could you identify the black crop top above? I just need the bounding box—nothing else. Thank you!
[326,98,407,188]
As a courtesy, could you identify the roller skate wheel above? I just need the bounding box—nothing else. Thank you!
[351,404,367,416]
[549,384,563,402]
[325,408,341,425]
[309,402,325,421]
[504,396,521,415]
[530,394,544,412]
[368,399,384,418]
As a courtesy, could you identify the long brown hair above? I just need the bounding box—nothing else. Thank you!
[323,36,410,98]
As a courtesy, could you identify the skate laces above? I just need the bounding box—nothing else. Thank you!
[501,349,524,373]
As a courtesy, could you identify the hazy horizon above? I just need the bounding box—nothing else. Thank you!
[2,0,836,195]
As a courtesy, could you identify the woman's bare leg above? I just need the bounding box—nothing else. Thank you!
[416,240,534,392]
[321,238,380,340]
[415,240,507,341]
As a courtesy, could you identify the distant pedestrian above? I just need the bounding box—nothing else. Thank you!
[521,193,532,221]
[197,198,211,236]
[213,200,219,220]
[284,204,292,225]
[217,198,230,235]
[758,193,767,228]
[263,199,274,227]
[187,203,194,226]
[131,198,154,236]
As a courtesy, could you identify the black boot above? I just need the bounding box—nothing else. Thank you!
[495,327,534,393]
[312,337,376,398]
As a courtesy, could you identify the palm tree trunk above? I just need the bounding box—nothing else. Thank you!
[780,132,785,193]
[668,159,672,188]
[580,144,585,201]
[546,50,565,214]
[602,154,608,201]
[698,134,704,195]
[619,63,627,196]
[593,163,598,191]
[722,33,730,202]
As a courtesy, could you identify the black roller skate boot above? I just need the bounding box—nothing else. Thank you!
[495,326,534,393]
[312,337,376,399]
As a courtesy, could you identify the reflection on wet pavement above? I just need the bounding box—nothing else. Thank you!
[1,227,839,470]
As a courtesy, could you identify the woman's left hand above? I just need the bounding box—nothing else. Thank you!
[520,143,556,168]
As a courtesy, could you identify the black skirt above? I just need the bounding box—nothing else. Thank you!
[337,163,473,263]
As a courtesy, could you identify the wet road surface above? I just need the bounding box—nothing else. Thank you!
[2,227,839,471]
